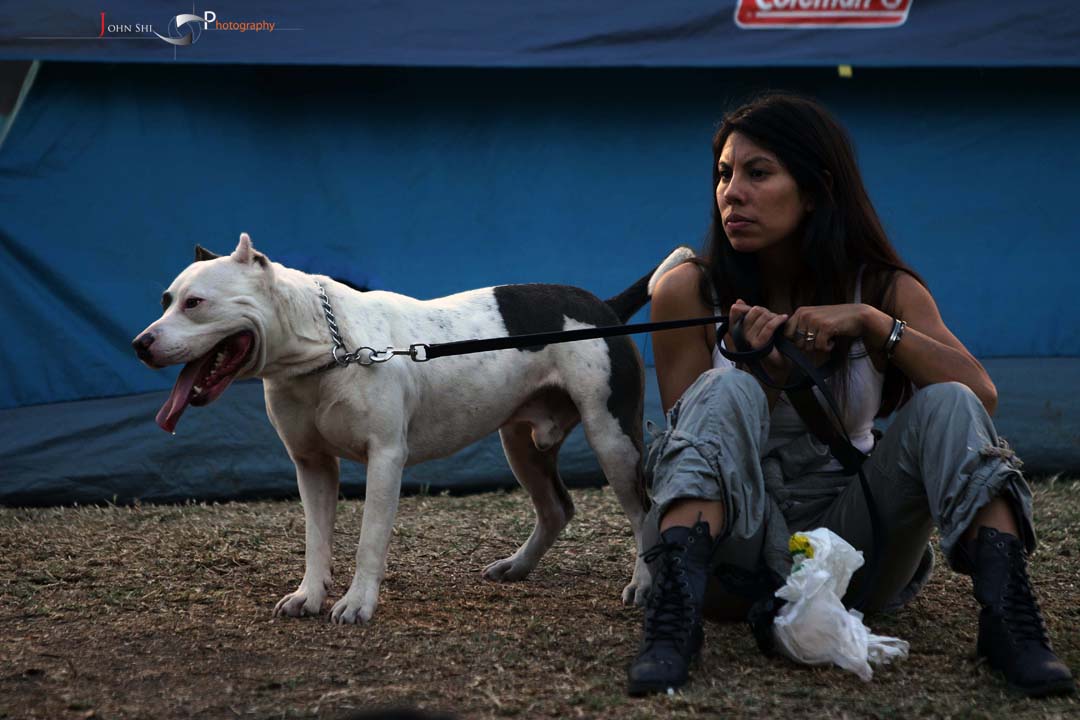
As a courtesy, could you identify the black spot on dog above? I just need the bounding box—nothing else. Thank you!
[493,285,644,453]
[494,284,612,345]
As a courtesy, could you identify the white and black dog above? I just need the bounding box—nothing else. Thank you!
[133,233,690,624]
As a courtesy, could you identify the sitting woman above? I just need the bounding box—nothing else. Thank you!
[627,93,1074,698]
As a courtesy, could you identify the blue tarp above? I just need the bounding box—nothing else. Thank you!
[2,1,1079,68]
[1,61,1079,503]
[2,63,1079,412]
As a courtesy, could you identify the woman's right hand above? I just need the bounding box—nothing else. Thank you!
[730,299,790,379]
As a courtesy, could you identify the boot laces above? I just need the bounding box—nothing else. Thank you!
[1003,551,1051,646]
[641,542,695,651]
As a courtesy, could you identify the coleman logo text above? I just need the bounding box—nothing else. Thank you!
[735,0,913,29]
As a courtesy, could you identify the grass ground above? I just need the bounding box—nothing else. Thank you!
[1,478,1078,719]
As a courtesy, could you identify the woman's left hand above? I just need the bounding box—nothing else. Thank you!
[783,304,869,352]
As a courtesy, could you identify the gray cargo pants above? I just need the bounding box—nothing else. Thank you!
[643,367,1035,613]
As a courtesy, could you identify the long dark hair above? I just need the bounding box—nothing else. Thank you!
[700,92,921,416]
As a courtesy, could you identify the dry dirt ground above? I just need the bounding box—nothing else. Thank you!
[2,478,1078,719]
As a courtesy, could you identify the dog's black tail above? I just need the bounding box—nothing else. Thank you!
[604,246,696,323]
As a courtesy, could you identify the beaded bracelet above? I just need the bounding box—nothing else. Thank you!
[883,318,907,358]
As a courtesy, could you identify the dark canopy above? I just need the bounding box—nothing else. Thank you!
[2,1,1078,68]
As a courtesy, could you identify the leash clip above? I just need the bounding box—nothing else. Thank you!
[331,345,396,366]
[330,344,430,367]
[359,346,396,365]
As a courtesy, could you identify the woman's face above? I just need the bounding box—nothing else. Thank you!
[716,131,810,254]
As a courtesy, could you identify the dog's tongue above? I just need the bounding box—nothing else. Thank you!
[155,354,213,433]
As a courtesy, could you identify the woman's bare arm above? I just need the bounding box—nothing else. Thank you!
[862,272,998,414]
[650,263,715,414]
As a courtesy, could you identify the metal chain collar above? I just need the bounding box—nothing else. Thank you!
[315,281,428,367]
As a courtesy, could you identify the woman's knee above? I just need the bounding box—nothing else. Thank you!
[911,381,983,419]
[685,367,766,413]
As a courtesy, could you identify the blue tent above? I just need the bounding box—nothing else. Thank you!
[2,2,1078,504]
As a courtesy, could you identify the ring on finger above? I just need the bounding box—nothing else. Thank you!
[805,330,817,342]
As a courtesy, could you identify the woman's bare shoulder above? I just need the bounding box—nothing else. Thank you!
[871,267,935,314]
[652,262,711,316]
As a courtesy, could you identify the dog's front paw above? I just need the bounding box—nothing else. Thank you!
[330,586,378,625]
[273,583,327,618]
[482,554,535,583]
[622,571,652,606]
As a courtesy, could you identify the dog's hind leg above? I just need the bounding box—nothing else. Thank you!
[274,453,340,618]
[483,419,576,582]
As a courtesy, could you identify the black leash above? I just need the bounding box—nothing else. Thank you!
[419,314,728,360]
[309,280,726,371]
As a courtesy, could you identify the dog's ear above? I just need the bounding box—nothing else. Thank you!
[194,245,221,262]
[232,233,255,263]
[231,232,269,268]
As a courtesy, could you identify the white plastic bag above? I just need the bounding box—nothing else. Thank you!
[772,528,909,681]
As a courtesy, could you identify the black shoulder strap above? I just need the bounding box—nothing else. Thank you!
[780,343,867,475]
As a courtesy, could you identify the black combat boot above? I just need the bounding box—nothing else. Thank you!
[627,520,715,696]
[973,527,1075,696]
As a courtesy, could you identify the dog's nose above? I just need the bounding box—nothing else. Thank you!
[132,332,155,361]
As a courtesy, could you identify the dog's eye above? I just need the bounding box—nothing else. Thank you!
[184,297,204,310]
